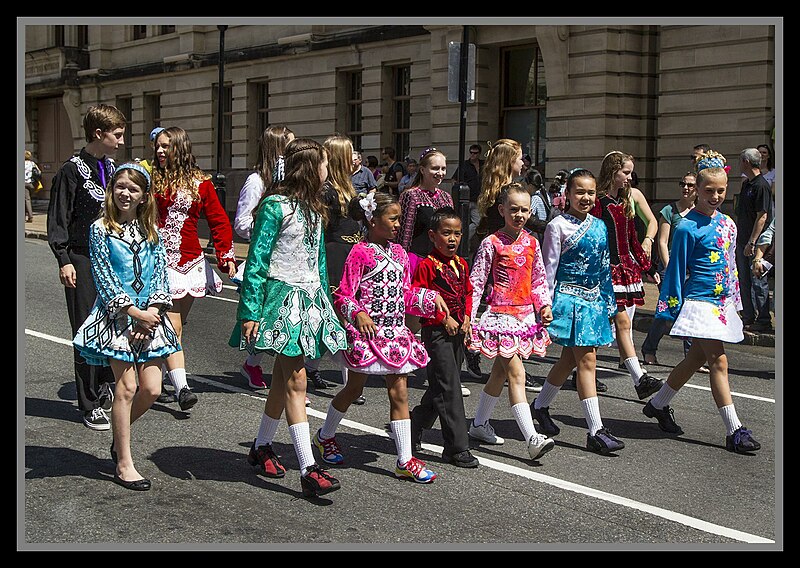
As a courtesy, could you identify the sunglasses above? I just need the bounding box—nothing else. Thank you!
[469,150,480,154]
[678,182,696,188]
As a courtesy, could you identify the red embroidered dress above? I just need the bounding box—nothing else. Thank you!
[156,179,236,299]
[591,194,652,308]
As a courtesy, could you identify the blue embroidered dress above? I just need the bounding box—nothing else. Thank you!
[542,214,616,347]
[229,195,348,358]
[73,219,181,365]
[655,209,743,343]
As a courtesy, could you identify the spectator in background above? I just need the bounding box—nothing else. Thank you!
[398,158,418,193]
[735,147,773,333]
[756,143,775,188]
[351,150,377,194]
[692,143,711,164]
[24,149,41,222]
[366,155,381,180]
[450,143,484,240]
[381,146,406,196]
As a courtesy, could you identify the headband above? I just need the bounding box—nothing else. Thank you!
[359,191,377,222]
[114,162,151,191]
[602,150,627,161]
[695,151,727,173]
[419,147,438,161]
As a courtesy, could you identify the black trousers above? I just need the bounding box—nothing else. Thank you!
[64,249,115,412]
[412,326,469,456]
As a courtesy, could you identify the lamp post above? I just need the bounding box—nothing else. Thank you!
[208,25,227,254]
[457,24,470,258]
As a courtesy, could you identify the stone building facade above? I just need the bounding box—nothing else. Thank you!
[23,23,777,216]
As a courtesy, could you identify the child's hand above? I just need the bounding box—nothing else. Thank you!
[539,306,553,326]
[459,316,471,336]
[641,238,653,259]
[59,264,77,289]
[444,316,459,336]
[224,261,237,279]
[241,320,260,344]
[134,307,160,332]
[434,294,450,319]
[463,323,473,346]
[355,311,378,340]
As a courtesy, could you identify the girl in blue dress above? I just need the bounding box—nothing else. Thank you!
[531,169,626,455]
[642,151,761,454]
[73,163,181,490]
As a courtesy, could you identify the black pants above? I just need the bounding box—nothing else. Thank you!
[411,326,469,456]
[64,249,115,412]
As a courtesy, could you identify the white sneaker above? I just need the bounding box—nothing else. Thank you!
[469,420,505,445]
[527,433,555,460]
[461,385,471,397]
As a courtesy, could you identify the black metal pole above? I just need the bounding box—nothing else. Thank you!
[215,25,227,206]
[457,25,470,258]
[208,25,227,254]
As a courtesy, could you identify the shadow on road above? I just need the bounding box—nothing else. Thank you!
[25,445,112,482]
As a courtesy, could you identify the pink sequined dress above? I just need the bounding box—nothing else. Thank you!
[333,240,438,375]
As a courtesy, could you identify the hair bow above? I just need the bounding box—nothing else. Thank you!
[359,191,377,221]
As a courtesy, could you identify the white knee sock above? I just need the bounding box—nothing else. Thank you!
[288,422,316,476]
[511,402,538,441]
[320,402,346,440]
[246,352,264,367]
[650,383,678,410]
[255,413,281,447]
[624,357,645,385]
[534,382,561,409]
[473,391,500,426]
[581,396,604,436]
[341,367,349,386]
[391,419,412,465]
[718,404,742,436]
[167,368,188,393]
[626,305,636,344]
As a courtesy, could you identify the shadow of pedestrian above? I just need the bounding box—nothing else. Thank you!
[25,396,83,425]
[25,445,110,482]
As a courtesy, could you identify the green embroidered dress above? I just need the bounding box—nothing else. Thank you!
[229,195,348,358]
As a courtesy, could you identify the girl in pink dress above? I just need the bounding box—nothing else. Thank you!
[467,182,556,461]
[313,191,450,484]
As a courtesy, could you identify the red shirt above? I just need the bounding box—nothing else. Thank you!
[412,248,473,327]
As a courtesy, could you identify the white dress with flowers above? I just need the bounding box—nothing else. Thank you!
[655,210,743,343]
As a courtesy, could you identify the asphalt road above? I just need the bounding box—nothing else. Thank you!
[20,237,780,550]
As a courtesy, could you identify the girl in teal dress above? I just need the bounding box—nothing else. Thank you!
[230,138,348,497]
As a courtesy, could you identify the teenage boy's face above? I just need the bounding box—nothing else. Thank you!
[429,217,463,257]
[97,127,125,156]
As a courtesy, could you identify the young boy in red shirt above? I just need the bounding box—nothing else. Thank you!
[410,207,479,468]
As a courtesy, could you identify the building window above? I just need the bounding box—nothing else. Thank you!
[500,45,547,174]
[160,25,176,35]
[392,65,411,160]
[143,93,161,140]
[247,80,270,166]
[213,83,233,169]
[54,25,65,48]
[346,71,363,152]
[115,96,133,163]
[77,26,89,49]
[133,26,147,40]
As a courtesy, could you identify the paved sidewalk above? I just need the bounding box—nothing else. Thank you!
[24,201,774,347]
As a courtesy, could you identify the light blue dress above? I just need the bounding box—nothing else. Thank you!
[73,219,181,365]
[655,210,743,343]
[542,214,616,347]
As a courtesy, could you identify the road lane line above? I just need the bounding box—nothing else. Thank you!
[24,329,776,544]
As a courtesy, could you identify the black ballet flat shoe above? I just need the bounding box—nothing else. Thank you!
[113,475,152,491]
[110,441,118,464]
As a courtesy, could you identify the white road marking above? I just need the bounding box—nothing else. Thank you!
[25,329,776,544]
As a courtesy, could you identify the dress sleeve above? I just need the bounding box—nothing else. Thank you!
[411,259,446,324]
[233,173,263,241]
[463,257,474,322]
[401,247,437,317]
[88,223,133,317]
[46,163,76,268]
[726,218,743,311]
[397,189,417,251]
[333,244,368,325]
[237,198,282,323]
[317,219,331,293]
[656,222,692,322]
[469,237,494,322]
[529,237,551,311]
[147,237,173,311]
[200,179,236,266]
[542,221,561,302]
